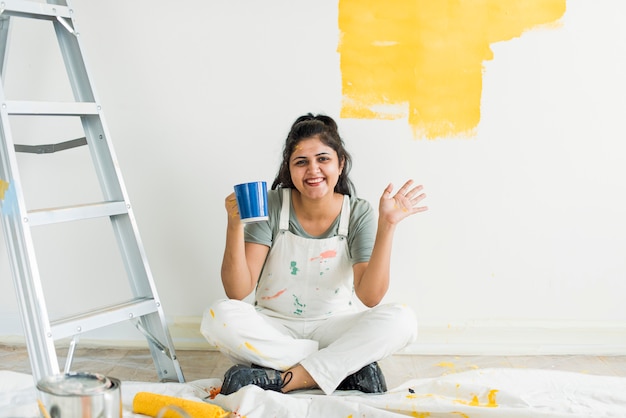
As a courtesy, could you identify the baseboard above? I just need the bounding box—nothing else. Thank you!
[164,318,626,355]
[2,316,626,355]
[171,318,626,355]
[403,320,626,355]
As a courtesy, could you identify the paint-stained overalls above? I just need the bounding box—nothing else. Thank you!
[202,189,417,394]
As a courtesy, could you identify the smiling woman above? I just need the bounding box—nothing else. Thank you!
[201,113,428,396]
[288,139,344,207]
[272,114,355,196]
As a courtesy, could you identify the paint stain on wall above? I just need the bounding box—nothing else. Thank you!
[338,0,566,139]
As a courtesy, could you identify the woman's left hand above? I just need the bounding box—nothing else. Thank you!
[379,180,428,225]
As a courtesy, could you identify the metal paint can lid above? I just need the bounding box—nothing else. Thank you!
[37,372,112,396]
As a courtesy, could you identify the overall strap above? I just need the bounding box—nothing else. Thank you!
[337,194,351,238]
[279,188,291,231]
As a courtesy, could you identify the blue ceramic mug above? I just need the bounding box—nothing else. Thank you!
[233,181,269,223]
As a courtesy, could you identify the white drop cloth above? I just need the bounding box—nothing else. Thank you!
[2,368,625,417]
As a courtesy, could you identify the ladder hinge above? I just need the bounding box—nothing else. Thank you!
[15,137,87,154]
[134,319,175,361]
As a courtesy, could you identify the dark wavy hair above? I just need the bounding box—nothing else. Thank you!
[271,113,355,196]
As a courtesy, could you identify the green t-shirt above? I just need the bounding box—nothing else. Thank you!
[244,188,376,264]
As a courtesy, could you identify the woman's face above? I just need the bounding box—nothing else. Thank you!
[289,136,344,200]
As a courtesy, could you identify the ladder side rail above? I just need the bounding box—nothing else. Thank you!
[50,5,166,305]
[0,216,60,380]
[47,0,183,382]
[79,115,125,203]
[0,84,60,382]
[50,8,94,103]
[109,212,186,382]
[85,119,186,382]
[110,212,157,298]
[49,9,157,299]
[0,15,10,81]
[108,189,187,382]
[51,11,128,204]
[94,112,186,382]
[79,111,160,302]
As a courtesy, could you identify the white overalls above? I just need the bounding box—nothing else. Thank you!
[202,189,417,394]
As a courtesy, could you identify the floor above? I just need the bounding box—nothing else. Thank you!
[2,343,626,388]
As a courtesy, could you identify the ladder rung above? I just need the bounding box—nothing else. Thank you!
[1,0,72,20]
[51,297,160,340]
[27,201,128,226]
[3,101,99,116]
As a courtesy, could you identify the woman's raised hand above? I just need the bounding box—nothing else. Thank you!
[379,180,428,225]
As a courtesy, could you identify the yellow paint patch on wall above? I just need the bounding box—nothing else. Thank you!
[338,0,566,139]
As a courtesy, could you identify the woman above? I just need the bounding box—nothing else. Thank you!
[201,113,427,395]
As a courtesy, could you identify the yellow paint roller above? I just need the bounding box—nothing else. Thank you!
[132,392,228,418]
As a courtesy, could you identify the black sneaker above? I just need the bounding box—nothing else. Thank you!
[220,364,286,395]
[337,362,387,393]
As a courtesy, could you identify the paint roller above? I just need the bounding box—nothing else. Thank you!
[132,392,228,418]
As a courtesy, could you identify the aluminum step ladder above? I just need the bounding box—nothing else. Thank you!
[0,0,185,383]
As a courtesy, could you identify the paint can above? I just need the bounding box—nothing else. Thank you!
[36,372,122,418]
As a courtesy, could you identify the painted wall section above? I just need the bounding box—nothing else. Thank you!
[338,0,567,139]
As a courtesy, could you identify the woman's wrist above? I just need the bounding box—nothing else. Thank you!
[377,218,397,233]
[226,217,245,230]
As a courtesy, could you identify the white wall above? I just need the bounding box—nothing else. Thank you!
[1,0,625,354]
